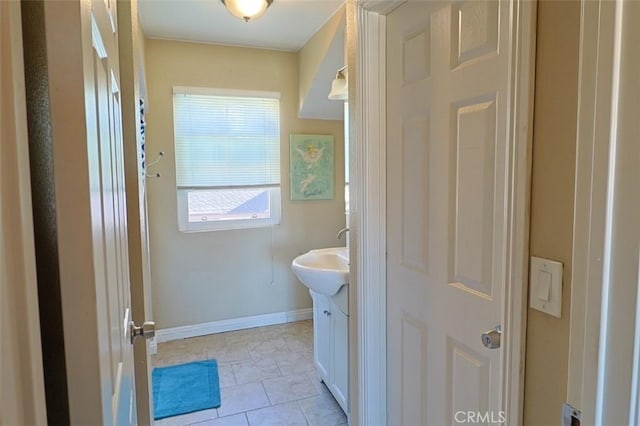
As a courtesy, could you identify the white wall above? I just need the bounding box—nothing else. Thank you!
[298,5,345,120]
[145,39,346,329]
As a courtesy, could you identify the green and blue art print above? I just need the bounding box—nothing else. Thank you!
[290,134,334,201]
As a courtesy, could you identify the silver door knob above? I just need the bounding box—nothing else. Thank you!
[481,325,501,349]
[130,320,155,344]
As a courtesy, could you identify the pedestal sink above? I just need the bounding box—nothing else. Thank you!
[291,246,350,413]
[291,247,349,296]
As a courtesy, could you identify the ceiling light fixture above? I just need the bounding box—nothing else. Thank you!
[221,0,273,22]
[328,65,348,101]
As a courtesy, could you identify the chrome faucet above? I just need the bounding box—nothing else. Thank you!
[337,227,349,239]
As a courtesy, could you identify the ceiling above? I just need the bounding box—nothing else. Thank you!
[138,0,344,52]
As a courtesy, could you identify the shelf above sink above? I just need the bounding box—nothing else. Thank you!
[291,247,349,296]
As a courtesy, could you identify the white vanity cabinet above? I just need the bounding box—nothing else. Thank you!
[311,286,349,413]
[313,291,331,381]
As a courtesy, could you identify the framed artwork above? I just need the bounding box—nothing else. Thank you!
[290,134,334,201]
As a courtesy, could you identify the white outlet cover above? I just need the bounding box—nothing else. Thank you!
[529,256,563,318]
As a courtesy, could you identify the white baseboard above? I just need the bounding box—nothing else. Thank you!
[155,308,313,344]
[149,338,158,355]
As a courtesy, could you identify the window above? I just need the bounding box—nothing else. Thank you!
[173,87,281,232]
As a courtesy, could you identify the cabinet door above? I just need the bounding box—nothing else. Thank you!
[331,306,349,412]
[312,292,331,382]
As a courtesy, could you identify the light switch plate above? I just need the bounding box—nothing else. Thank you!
[562,403,581,426]
[530,256,563,317]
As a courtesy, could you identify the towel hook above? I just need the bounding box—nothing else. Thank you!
[146,151,164,178]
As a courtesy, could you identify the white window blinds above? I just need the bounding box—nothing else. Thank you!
[173,88,281,188]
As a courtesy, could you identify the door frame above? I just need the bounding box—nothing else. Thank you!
[566,0,618,418]
[351,1,537,424]
[0,1,47,423]
[567,0,639,423]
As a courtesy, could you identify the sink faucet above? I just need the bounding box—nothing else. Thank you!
[337,227,349,239]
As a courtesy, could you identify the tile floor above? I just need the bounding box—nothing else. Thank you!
[151,320,348,426]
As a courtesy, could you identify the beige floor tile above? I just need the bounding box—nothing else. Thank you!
[246,402,308,426]
[192,413,248,426]
[154,417,183,426]
[306,372,336,400]
[274,350,315,376]
[208,343,252,363]
[262,373,319,405]
[222,328,265,347]
[259,321,312,340]
[248,338,289,360]
[283,334,314,353]
[154,408,218,426]
[188,333,226,351]
[257,326,282,341]
[154,419,183,426]
[289,320,313,335]
[152,347,208,367]
[232,358,282,385]
[157,339,191,353]
[217,362,237,388]
[217,382,270,417]
[299,393,347,426]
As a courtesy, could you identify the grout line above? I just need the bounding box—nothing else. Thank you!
[229,362,238,388]
[297,399,313,426]
[273,357,285,377]
[260,380,274,406]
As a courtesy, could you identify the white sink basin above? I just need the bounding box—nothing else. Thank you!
[291,247,349,296]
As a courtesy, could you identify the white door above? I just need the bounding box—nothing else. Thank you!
[43,1,136,423]
[386,1,513,424]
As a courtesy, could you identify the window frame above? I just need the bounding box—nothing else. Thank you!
[173,86,282,233]
[177,186,281,233]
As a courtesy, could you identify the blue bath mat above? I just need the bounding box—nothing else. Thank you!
[152,359,221,420]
